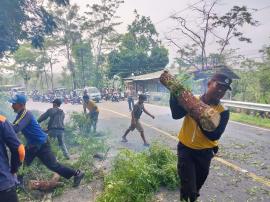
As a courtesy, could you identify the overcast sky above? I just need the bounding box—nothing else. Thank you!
[71,0,270,64]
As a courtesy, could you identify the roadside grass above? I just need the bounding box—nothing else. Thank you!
[17,112,108,201]
[96,143,179,202]
[230,112,270,129]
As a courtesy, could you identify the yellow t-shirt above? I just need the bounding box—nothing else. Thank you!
[84,100,99,113]
[178,103,225,149]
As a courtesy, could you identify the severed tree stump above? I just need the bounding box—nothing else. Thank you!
[28,173,63,191]
[160,70,220,131]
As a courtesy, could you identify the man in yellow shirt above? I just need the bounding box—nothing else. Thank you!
[83,92,99,133]
[170,73,231,202]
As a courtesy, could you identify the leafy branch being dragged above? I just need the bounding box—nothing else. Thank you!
[160,70,220,131]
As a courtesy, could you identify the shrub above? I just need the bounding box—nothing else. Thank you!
[97,143,179,202]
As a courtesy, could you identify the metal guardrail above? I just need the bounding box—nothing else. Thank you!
[147,92,270,112]
[221,100,270,112]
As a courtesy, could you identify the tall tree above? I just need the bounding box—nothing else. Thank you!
[72,42,94,88]
[43,38,61,90]
[258,45,270,103]
[53,4,81,89]
[212,6,258,55]
[108,11,169,78]
[168,0,258,70]
[0,0,69,58]
[12,44,40,90]
[35,54,50,90]
[82,0,124,71]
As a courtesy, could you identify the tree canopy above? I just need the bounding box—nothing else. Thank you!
[0,0,69,57]
[108,11,169,78]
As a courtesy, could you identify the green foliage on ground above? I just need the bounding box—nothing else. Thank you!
[230,112,270,129]
[97,143,179,202]
[17,112,108,201]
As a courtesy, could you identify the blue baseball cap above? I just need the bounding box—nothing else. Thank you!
[9,94,27,104]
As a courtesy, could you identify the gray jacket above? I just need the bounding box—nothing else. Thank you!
[38,108,65,130]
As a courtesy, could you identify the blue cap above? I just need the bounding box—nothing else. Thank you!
[9,94,27,104]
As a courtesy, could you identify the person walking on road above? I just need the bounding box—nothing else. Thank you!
[170,73,231,202]
[126,88,134,112]
[122,94,155,146]
[83,94,99,133]
[0,114,25,202]
[9,94,84,187]
[38,98,70,159]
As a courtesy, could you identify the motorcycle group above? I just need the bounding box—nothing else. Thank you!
[102,88,125,102]
[29,87,125,104]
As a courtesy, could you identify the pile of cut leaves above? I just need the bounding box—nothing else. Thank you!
[97,143,179,202]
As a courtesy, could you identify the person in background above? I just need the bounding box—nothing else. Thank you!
[83,90,89,103]
[126,88,134,112]
[38,99,70,159]
[0,114,25,202]
[9,94,84,187]
[122,94,155,146]
[170,73,231,202]
[83,95,99,133]
[105,88,109,101]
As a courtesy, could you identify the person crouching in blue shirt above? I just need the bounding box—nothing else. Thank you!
[9,94,84,187]
[0,114,25,202]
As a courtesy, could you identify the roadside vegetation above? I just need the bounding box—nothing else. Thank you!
[230,112,270,129]
[15,112,109,201]
[97,143,179,202]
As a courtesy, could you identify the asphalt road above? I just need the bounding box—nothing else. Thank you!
[26,100,270,202]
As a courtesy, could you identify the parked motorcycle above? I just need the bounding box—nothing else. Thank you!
[111,92,119,102]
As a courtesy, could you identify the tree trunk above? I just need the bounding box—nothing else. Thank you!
[29,173,63,191]
[160,70,220,131]
[24,79,28,92]
[40,73,44,90]
[44,68,49,90]
[49,60,54,90]
[66,45,77,89]
[80,48,85,87]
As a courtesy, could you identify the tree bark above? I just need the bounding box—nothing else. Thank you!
[160,70,220,131]
[28,173,63,191]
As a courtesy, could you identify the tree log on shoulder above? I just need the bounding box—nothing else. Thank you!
[160,70,220,131]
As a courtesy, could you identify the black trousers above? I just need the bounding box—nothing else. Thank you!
[0,186,18,202]
[177,142,214,202]
[25,141,76,179]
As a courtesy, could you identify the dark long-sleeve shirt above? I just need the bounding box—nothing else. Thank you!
[0,115,22,191]
[38,108,65,130]
[170,94,229,147]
